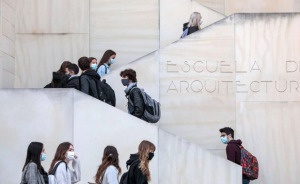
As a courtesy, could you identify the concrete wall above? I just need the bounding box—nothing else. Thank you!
[105,13,300,184]
[195,0,300,15]
[0,89,241,184]
[0,0,16,88]
[13,0,224,88]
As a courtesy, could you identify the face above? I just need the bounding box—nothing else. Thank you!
[41,147,45,155]
[91,59,97,65]
[110,55,116,60]
[68,145,74,152]
[65,68,70,75]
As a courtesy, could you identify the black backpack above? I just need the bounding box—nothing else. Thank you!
[120,160,139,184]
[97,79,116,106]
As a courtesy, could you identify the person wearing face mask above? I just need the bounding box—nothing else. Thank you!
[120,68,147,122]
[89,57,98,71]
[123,140,155,184]
[219,127,251,184]
[181,12,202,38]
[49,142,81,184]
[20,142,48,184]
[97,50,116,77]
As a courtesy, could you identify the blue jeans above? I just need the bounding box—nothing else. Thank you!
[243,179,250,184]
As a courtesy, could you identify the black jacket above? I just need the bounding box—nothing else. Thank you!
[66,76,80,90]
[126,85,147,122]
[183,22,199,35]
[126,154,148,184]
[44,72,69,88]
[80,70,102,100]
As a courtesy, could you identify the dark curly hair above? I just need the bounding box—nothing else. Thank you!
[120,68,137,82]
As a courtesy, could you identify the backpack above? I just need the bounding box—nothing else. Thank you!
[98,79,116,106]
[240,146,259,180]
[48,161,67,184]
[129,87,161,123]
[120,160,139,184]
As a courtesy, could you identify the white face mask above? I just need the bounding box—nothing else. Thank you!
[66,151,75,160]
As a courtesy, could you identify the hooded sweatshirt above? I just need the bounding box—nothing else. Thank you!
[226,139,242,165]
[126,154,148,184]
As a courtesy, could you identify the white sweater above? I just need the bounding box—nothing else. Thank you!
[54,159,81,184]
[101,165,119,184]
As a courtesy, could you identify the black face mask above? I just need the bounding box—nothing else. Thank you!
[148,152,154,160]
[121,79,130,86]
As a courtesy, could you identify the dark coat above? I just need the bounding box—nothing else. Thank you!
[183,22,200,35]
[80,70,101,100]
[126,154,148,184]
[226,139,242,165]
[44,72,69,88]
[126,85,147,122]
[66,76,80,90]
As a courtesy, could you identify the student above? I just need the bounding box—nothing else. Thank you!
[120,69,147,122]
[89,57,98,71]
[66,63,80,90]
[48,142,81,184]
[95,146,121,184]
[97,50,116,77]
[125,140,155,184]
[78,56,103,100]
[20,142,48,184]
[219,127,250,184]
[181,12,202,38]
[44,61,71,88]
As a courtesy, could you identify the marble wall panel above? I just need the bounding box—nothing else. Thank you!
[0,34,14,57]
[0,89,74,184]
[16,0,89,33]
[234,14,300,102]
[159,130,241,184]
[103,52,159,113]
[160,0,225,47]
[15,34,89,88]
[3,0,16,9]
[90,0,159,69]
[2,17,15,41]
[1,0,14,24]
[194,0,225,14]
[225,0,295,15]
[73,90,159,183]
[159,17,236,149]
[236,102,300,184]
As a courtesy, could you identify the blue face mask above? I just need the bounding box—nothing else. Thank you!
[109,58,115,65]
[91,63,97,71]
[40,153,46,161]
[220,136,228,144]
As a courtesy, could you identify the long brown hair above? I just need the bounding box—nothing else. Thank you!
[97,50,116,70]
[48,142,72,172]
[95,146,121,183]
[57,61,71,74]
[138,140,156,181]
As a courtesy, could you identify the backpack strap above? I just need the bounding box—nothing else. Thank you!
[127,87,140,106]
[50,161,67,175]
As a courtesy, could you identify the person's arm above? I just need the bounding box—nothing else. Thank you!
[25,163,39,184]
[80,76,89,94]
[55,162,68,184]
[106,166,119,184]
[130,89,145,118]
[70,158,81,183]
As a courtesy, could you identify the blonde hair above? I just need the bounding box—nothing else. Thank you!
[187,12,202,28]
[138,140,156,181]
